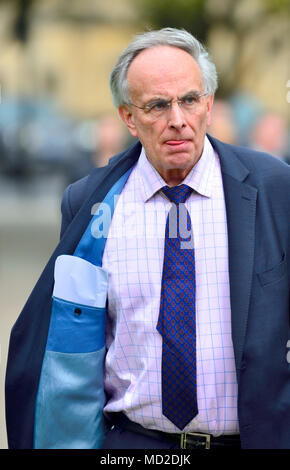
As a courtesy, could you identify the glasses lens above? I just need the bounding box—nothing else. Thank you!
[146,100,169,116]
[145,93,206,117]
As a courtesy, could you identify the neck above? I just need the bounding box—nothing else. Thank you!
[162,171,189,186]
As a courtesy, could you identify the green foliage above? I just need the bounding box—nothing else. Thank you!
[135,0,289,39]
[136,0,210,43]
[262,0,290,13]
[134,0,288,98]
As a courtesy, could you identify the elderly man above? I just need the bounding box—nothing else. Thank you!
[5,28,290,450]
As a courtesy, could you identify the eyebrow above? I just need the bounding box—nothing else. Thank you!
[146,90,201,103]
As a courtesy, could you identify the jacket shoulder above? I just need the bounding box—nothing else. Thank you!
[60,141,142,237]
[220,138,289,171]
[209,135,290,182]
[62,173,91,218]
[60,167,106,237]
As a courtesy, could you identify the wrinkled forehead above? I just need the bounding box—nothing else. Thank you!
[127,45,204,99]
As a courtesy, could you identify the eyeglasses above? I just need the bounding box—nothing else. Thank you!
[128,92,208,118]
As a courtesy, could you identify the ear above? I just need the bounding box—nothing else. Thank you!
[118,105,138,138]
[206,95,214,126]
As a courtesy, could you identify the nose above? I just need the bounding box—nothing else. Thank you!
[167,101,186,130]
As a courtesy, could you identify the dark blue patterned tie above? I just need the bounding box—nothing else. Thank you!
[157,184,198,430]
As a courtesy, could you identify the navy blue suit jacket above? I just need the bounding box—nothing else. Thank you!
[5,136,290,448]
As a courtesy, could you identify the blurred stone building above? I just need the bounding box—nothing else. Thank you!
[0,0,138,118]
[0,0,289,121]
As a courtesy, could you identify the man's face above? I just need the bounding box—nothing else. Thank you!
[118,45,214,185]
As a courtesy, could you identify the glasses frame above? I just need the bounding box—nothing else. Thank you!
[127,91,208,116]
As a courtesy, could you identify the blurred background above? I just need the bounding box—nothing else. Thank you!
[0,0,289,449]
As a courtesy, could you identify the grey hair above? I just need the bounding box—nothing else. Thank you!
[109,27,218,107]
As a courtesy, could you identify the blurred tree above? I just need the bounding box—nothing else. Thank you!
[0,0,35,42]
[134,0,210,43]
[135,0,289,35]
[263,0,289,13]
[14,0,34,42]
[135,0,289,97]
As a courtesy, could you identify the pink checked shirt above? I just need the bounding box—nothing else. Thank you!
[102,136,239,436]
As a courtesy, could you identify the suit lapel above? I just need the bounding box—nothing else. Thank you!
[209,136,257,381]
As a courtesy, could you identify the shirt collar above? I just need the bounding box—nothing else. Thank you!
[137,135,216,202]
[183,135,215,198]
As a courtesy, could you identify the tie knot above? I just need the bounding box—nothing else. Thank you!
[162,184,192,204]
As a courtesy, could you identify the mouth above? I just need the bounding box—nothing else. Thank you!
[164,139,191,150]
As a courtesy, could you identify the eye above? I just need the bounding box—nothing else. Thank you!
[147,100,169,112]
[182,94,199,105]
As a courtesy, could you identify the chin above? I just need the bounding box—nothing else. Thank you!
[166,155,196,169]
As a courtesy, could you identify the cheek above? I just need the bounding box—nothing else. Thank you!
[195,111,211,131]
[187,115,205,134]
[139,121,163,144]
